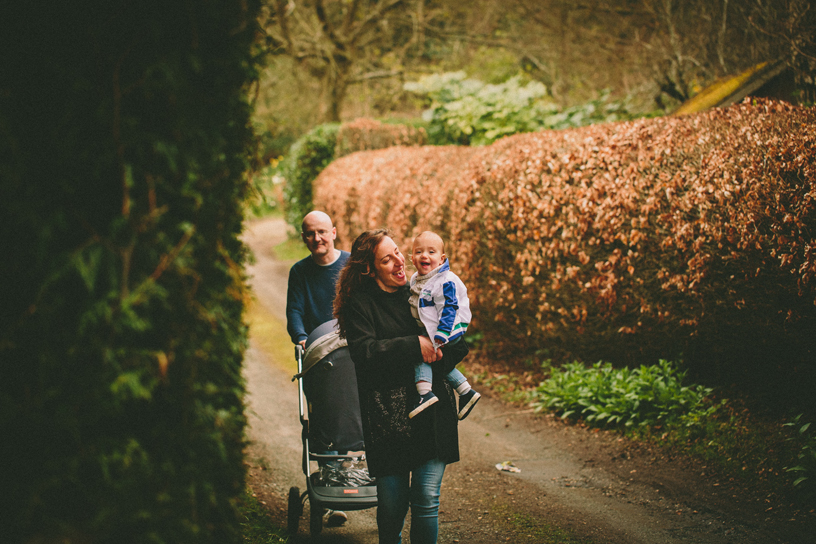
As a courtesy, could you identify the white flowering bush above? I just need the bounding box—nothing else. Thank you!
[404,72,641,145]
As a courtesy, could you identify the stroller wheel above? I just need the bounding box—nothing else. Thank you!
[309,502,324,537]
[287,487,302,535]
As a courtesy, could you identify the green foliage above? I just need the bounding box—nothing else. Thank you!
[239,490,289,543]
[279,118,427,230]
[784,414,816,491]
[247,159,285,219]
[477,358,811,498]
[461,46,524,85]
[404,72,550,145]
[539,90,657,130]
[280,123,341,231]
[404,72,644,145]
[531,361,718,430]
[271,237,311,263]
[0,2,261,542]
[255,121,299,163]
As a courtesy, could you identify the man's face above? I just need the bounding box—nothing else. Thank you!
[411,233,445,276]
[301,214,336,258]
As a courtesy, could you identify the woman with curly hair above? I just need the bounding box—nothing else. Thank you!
[334,229,468,544]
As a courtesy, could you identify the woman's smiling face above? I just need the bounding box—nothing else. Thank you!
[372,236,406,292]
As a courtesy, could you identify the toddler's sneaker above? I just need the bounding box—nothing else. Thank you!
[458,390,481,420]
[409,392,438,418]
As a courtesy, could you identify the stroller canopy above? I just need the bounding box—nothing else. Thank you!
[300,319,364,453]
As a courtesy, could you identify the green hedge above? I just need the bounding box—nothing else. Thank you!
[0,2,260,542]
[281,118,427,233]
[281,123,341,232]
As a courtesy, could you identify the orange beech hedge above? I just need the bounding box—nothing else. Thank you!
[315,99,816,382]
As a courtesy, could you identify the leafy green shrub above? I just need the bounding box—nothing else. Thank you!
[404,72,642,145]
[531,361,718,429]
[247,159,285,219]
[404,72,549,145]
[281,123,341,232]
[1,2,260,542]
[784,414,816,491]
[540,89,654,130]
[256,124,298,163]
[239,490,289,543]
[280,119,427,231]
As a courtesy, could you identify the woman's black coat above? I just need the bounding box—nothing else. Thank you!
[342,280,468,477]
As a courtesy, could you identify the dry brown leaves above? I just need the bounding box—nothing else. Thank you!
[314,99,816,364]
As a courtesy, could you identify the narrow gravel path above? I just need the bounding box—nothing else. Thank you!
[242,217,814,544]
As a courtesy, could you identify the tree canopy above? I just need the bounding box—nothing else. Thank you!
[255,0,815,146]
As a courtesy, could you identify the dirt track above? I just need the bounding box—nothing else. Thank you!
[241,217,814,544]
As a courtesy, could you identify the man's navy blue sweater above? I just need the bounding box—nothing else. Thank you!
[286,251,350,343]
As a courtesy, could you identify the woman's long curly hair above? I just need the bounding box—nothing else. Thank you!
[334,228,392,338]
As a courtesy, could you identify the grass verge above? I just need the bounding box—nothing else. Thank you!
[239,489,290,543]
[245,298,298,374]
[241,302,297,543]
[271,236,310,262]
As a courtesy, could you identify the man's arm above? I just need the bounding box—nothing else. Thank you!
[286,266,308,345]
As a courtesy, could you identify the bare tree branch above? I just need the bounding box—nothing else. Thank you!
[349,69,403,83]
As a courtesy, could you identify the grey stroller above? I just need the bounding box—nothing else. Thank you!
[287,319,377,538]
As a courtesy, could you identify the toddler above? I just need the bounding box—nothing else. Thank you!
[407,231,480,420]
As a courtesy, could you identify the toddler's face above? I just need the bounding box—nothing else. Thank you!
[411,233,445,276]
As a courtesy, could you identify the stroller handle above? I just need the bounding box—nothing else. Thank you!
[294,343,307,427]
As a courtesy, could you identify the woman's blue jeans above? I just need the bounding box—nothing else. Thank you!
[376,457,446,544]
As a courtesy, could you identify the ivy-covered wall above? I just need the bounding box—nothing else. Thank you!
[0,2,260,542]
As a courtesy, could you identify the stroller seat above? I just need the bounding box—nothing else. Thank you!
[288,319,377,537]
[301,319,366,455]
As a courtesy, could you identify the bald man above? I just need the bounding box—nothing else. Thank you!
[286,211,350,346]
[286,211,351,526]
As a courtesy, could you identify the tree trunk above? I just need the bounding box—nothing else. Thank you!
[323,60,350,123]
